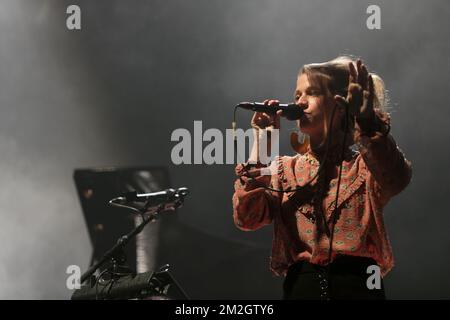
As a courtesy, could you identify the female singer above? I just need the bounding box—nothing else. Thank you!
[232,56,412,299]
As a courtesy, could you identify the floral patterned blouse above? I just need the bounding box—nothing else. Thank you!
[232,114,412,277]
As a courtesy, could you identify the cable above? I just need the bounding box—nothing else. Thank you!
[95,268,110,300]
[323,102,350,300]
[108,198,143,214]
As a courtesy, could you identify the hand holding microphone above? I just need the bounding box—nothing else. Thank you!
[233,99,305,164]
[249,99,283,131]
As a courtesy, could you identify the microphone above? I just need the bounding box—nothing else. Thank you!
[116,187,189,206]
[236,102,304,120]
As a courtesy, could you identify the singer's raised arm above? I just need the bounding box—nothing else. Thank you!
[354,109,412,207]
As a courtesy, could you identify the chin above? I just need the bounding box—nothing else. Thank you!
[298,124,311,135]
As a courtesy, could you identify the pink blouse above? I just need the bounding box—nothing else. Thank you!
[232,121,412,277]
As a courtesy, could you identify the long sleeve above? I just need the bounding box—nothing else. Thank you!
[232,161,282,231]
[355,111,412,206]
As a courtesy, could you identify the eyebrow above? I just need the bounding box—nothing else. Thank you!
[294,86,321,95]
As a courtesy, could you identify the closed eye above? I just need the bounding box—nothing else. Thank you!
[294,87,322,100]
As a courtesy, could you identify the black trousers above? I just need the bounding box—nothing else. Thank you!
[283,256,386,300]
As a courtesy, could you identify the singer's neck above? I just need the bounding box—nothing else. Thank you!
[309,130,349,160]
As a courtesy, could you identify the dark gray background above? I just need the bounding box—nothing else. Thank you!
[0,0,448,299]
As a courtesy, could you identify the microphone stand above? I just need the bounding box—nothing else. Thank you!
[80,197,183,285]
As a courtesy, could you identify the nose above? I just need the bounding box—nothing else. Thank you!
[296,96,308,110]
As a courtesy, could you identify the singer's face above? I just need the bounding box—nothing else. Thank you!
[294,73,334,137]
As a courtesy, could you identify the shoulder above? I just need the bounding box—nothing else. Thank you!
[275,154,302,172]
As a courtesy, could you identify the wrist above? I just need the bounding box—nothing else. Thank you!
[356,111,390,137]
